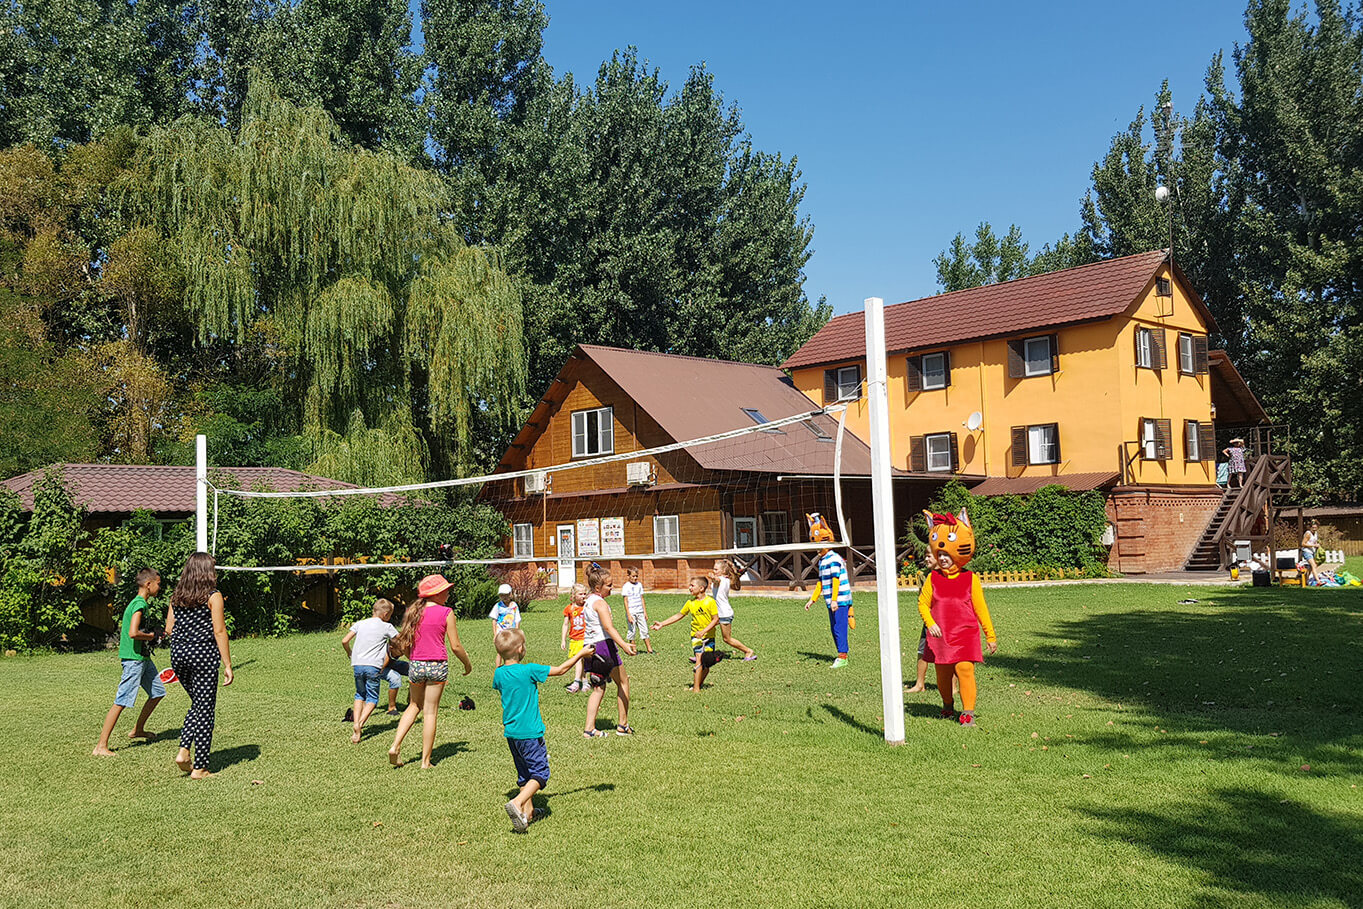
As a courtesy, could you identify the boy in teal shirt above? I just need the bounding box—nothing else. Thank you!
[493,628,592,832]
[93,569,166,756]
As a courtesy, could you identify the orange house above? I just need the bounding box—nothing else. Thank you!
[781,250,1272,573]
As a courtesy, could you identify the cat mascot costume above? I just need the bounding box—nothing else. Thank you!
[804,513,853,668]
[918,510,997,727]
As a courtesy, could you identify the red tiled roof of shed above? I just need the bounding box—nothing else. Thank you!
[1,464,360,513]
[782,250,1214,370]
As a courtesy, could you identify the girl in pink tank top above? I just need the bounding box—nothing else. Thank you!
[388,576,472,768]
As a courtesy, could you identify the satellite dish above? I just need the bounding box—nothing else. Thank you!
[1155,185,1171,203]
[965,411,983,432]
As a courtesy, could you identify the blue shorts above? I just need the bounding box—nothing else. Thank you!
[507,736,550,787]
[692,637,716,655]
[115,659,166,708]
[353,665,382,704]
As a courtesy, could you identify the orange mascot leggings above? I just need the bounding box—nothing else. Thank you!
[936,661,976,712]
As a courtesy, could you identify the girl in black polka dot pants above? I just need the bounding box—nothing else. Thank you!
[165,553,233,780]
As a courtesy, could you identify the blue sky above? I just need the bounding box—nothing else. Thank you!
[538,1,1252,315]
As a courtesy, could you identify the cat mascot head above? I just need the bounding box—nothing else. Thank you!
[806,512,836,553]
[922,509,975,570]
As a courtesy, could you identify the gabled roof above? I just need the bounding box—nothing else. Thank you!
[782,250,1217,370]
[1,464,360,514]
[1209,349,1269,425]
[500,345,912,477]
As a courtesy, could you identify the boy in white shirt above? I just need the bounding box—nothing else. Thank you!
[621,568,653,654]
[341,598,399,744]
[490,583,522,667]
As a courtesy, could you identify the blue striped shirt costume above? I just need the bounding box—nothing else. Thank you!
[818,551,852,608]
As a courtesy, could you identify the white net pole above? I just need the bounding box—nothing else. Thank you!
[195,434,208,551]
[865,296,906,745]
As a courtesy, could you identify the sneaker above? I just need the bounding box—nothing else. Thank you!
[830,657,848,669]
[958,713,976,728]
[940,707,957,720]
[505,801,528,833]
[565,681,581,694]
[385,708,401,716]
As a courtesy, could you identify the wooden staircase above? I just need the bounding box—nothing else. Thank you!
[1183,450,1293,571]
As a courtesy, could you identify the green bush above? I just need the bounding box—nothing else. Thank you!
[903,480,1111,577]
[0,470,87,650]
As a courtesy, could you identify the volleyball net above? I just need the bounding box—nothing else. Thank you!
[205,404,858,589]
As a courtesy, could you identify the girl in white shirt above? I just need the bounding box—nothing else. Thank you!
[712,560,756,661]
[581,564,637,737]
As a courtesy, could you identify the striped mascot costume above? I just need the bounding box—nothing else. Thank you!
[804,513,853,668]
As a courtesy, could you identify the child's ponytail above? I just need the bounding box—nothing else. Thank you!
[719,558,741,592]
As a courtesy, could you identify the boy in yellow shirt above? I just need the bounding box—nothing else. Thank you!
[652,576,721,692]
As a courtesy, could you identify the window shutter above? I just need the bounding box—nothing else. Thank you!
[949,432,959,472]
[1155,418,1172,460]
[909,435,926,472]
[824,369,837,404]
[942,350,952,387]
[1050,423,1061,463]
[1134,328,1143,366]
[1151,329,1167,370]
[905,356,922,392]
[1011,426,1029,467]
[1199,423,1216,461]
[1048,334,1060,373]
[1193,335,1210,374]
[1007,340,1025,378]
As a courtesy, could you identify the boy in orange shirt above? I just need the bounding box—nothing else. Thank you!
[560,582,588,693]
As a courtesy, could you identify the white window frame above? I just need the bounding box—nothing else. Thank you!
[653,515,680,555]
[762,511,790,546]
[925,432,953,472]
[1142,419,1159,460]
[1136,328,1154,369]
[1185,420,1200,461]
[1179,333,1195,374]
[1023,336,1053,376]
[921,352,947,390]
[571,406,614,458]
[742,407,784,433]
[835,366,861,401]
[1028,424,1059,465]
[512,523,534,557]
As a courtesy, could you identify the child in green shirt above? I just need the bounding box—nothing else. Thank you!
[493,628,593,832]
[652,576,722,692]
[93,569,166,756]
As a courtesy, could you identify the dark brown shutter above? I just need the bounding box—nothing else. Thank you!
[1151,329,1167,370]
[1155,418,1172,460]
[1184,421,1197,461]
[1011,426,1029,467]
[1007,340,1025,378]
[909,435,926,472]
[1193,335,1210,374]
[949,432,959,472]
[1048,334,1060,373]
[942,350,952,387]
[1199,423,1216,461]
[1050,423,1061,463]
[824,369,837,404]
[905,356,922,392]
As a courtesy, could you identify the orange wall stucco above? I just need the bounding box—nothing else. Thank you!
[790,267,1217,486]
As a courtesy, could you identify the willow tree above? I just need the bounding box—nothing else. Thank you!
[119,80,525,480]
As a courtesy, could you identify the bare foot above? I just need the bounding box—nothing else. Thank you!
[128,729,154,740]
[174,751,192,772]
[350,730,362,744]
[906,684,926,693]
[189,769,215,780]
[388,749,403,767]
[419,762,434,770]
[92,746,116,757]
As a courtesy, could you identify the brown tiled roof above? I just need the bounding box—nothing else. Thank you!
[1,464,360,513]
[782,250,1214,370]
[500,345,902,477]
[966,472,1119,497]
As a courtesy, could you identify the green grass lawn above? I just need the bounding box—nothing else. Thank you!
[1,582,1359,908]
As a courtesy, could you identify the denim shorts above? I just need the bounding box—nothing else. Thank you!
[717,615,734,625]
[115,659,166,707]
[507,736,550,787]
[353,665,382,704]
[408,659,448,684]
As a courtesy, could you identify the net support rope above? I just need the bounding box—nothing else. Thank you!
[208,403,852,574]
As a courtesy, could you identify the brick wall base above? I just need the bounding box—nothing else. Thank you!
[1107,487,1223,574]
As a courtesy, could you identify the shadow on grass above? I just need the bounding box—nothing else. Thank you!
[502,782,616,826]
[129,729,179,746]
[211,743,260,770]
[796,650,836,663]
[430,741,470,764]
[992,586,1363,751]
[1082,786,1362,908]
[822,704,882,739]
